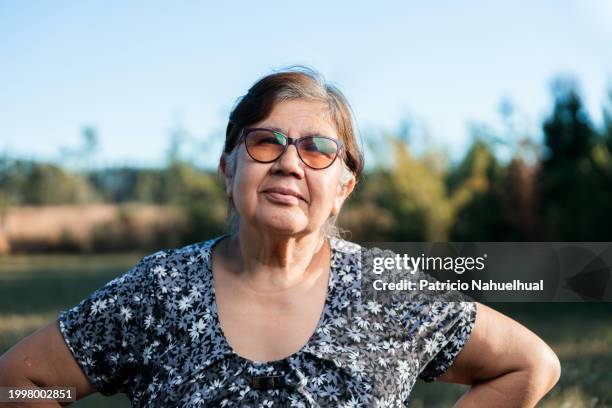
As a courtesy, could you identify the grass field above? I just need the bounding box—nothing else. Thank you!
[1,254,611,407]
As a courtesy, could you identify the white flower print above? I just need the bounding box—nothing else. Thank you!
[120,306,132,322]
[346,327,365,342]
[152,265,167,277]
[178,295,193,312]
[90,299,107,315]
[354,315,370,330]
[397,360,412,382]
[343,395,362,408]
[424,337,437,355]
[321,383,341,401]
[143,347,153,364]
[365,300,382,314]
[376,396,395,408]
[341,273,354,284]
[210,378,223,390]
[312,373,328,386]
[188,318,207,342]
[366,342,381,352]
[57,236,477,407]
[331,315,347,327]
[189,285,203,300]
[372,321,384,331]
[108,352,120,365]
[190,392,203,405]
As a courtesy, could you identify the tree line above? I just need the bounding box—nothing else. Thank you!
[1,77,611,251]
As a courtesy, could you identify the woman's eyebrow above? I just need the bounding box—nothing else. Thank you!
[263,126,286,133]
[259,125,331,137]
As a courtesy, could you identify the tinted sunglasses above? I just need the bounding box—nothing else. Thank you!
[239,128,343,170]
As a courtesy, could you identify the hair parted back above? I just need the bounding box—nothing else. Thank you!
[220,66,364,237]
[223,66,363,178]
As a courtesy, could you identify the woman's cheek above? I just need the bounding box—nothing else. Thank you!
[311,187,335,221]
[233,175,257,217]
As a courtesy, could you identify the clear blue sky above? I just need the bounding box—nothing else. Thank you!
[2,1,612,168]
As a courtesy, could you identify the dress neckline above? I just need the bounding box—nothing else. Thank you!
[204,234,337,366]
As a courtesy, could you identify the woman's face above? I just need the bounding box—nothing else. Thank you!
[224,99,355,237]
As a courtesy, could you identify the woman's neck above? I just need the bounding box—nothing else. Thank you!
[222,226,328,293]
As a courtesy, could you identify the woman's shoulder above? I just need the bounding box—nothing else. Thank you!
[142,235,225,266]
[329,236,362,255]
[128,235,224,291]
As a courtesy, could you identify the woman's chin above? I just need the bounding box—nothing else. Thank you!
[261,222,305,236]
[255,215,310,236]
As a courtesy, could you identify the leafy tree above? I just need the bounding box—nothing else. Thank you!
[448,138,510,241]
[538,77,611,240]
[164,162,227,244]
[0,159,98,205]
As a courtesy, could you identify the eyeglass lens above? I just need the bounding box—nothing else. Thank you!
[245,129,339,169]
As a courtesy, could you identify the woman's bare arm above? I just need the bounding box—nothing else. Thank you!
[0,320,97,407]
[438,303,561,407]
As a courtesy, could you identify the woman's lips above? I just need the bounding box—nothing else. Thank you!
[261,187,306,205]
[263,191,301,205]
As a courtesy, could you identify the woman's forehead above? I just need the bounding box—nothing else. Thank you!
[255,99,337,137]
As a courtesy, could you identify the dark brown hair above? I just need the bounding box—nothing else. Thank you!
[221,67,364,180]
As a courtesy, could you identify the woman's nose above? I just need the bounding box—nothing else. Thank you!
[272,145,305,177]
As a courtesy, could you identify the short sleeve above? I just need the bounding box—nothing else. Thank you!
[58,254,158,395]
[402,301,477,382]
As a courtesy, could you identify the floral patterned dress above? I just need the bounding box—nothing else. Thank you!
[58,235,477,407]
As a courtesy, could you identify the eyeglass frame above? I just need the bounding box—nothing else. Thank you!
[238,127,345,170]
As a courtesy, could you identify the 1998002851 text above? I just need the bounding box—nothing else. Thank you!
[0,387,76,403]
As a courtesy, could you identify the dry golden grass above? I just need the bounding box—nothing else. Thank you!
[0,313,56,334]
[0,203,180,253]
[3,204,116,240]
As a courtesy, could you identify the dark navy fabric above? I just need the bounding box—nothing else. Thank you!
[59,236,477,407]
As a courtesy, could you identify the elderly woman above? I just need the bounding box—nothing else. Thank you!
[0,68,559,407]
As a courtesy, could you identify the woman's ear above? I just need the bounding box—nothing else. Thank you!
[220,155,233,198]
[331,176,356,216]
